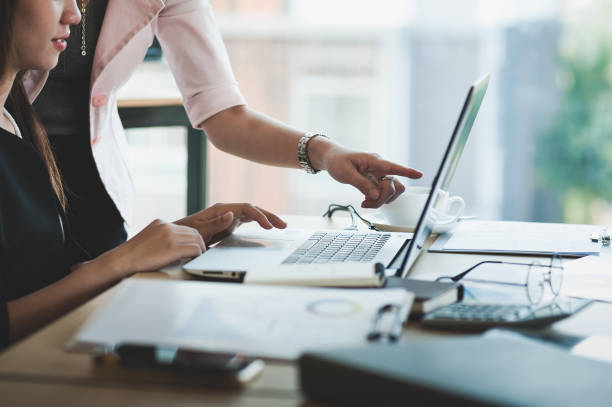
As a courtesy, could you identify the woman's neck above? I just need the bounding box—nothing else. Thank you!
[0,71,17,134]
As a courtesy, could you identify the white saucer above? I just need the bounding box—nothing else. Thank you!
[363,212,461,234]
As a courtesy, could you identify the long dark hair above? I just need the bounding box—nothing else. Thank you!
[1,1,66,210]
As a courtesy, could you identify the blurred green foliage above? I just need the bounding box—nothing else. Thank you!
[536,1,612,223]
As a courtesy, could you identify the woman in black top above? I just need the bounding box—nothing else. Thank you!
[0,0,285,349]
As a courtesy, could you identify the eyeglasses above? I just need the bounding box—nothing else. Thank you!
[436,254,564,306]
[322,204,380,231]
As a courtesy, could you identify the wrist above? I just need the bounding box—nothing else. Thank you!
[69,250,131,291]
[91,246,133,280]
[303,134,333,173]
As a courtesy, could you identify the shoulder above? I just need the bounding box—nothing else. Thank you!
[158,0,212,16]
[0,128,37,155]
[0,130,50,185]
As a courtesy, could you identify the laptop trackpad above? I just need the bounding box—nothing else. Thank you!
[184,230,308,271]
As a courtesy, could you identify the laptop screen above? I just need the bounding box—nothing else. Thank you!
[396,75,490,278]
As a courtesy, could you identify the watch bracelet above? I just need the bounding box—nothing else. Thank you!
[298,133,327,174]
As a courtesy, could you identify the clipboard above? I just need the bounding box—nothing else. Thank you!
[428,220,603,257]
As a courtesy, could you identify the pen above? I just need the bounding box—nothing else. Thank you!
[367,303,405,342]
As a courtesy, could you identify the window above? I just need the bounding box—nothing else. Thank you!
[121,0,612,234]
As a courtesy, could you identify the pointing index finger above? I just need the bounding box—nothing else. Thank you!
[369,160,423,179]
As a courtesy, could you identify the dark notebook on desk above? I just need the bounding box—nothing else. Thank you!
[385,277,462,318]
[300,337,612,407]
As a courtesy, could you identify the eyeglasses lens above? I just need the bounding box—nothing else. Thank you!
[548,255,563,296]
[526,262,545,305]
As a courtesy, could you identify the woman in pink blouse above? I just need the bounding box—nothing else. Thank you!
[29,0,423,260]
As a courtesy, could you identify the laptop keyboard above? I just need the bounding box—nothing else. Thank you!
[281,232,391,264]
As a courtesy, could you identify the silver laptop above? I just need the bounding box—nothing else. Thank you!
[183,74,490,281]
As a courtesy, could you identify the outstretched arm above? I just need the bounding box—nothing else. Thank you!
[6,220,205,343]
[7,203,285,344]
[201,105,423,208]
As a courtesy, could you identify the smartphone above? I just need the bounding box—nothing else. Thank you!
[93,343,265,385]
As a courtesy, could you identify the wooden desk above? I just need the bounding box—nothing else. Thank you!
[0,215,596,405]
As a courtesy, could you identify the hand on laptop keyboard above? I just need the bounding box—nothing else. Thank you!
[175,203,287,246]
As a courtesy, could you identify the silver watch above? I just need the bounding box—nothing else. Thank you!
[298,132,327,174]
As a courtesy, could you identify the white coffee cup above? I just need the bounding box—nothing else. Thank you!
[380,186,465,227]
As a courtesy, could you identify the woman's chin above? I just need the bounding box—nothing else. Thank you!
[29,57,60,72]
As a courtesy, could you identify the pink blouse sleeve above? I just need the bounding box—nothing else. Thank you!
[152,0,247,128]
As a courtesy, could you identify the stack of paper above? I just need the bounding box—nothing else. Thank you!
[70,280,413,360]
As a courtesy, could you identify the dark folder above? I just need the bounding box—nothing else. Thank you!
[299,337,612,407]
[384,277,462,318]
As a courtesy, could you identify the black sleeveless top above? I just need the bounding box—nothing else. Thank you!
[0,127,74,348]
[33,0,125,262]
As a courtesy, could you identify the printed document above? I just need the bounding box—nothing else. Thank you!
[70,280,413,360]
